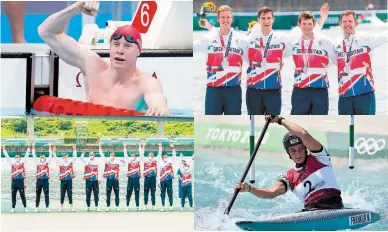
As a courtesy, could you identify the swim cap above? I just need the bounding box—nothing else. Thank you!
[282,132,303,156]
[110,25,142,52]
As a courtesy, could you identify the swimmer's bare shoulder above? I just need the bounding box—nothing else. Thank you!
[81,47,109,74]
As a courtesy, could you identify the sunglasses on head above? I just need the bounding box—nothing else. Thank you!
[111,33,136,43]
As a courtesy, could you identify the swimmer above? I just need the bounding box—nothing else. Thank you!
[38,1,170,116]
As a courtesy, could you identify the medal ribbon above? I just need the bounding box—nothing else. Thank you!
[259,33,273,61]
[220,30,233,61]
[301,39,314,69]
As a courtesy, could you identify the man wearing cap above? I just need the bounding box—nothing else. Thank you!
[38,1,169,116]
[235,116,344,211]
[2,144,30,213]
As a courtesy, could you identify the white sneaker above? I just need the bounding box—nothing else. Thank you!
[105,207,110,212]
[84,207,89,212]
[142,206,147,211]
[136,207,140,211]
[46,208,50,213]
[160,207,165,212]
[125,207,129,211]
[71,208,75,212]
[24,208,29,213]
[190,207,193,211]
[116,207,120,212]
[170,207,174,211]
[152,206,157,211]
[10,208,15,213]
[34,208,39,213]
[181,208,184,211]
[96,207,100,212]
[58,208,63,212]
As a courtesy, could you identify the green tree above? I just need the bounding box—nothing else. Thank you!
[58,121,72,130]
[12,119,27,133]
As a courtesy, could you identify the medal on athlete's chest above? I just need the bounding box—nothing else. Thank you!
[222,58,229,68]
[343,65,351,74]
[220,31,233,69]
[342,39,354,75]
[301,39,313,73]
[260,34,273,69]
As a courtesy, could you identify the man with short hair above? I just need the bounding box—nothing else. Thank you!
[289,11,336,115]
[194,5,249,115]
[3,144,30,213]
[200,4,329,115]
[334,10,388,114]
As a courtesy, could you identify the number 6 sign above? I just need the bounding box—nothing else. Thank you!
[132,1,158,33]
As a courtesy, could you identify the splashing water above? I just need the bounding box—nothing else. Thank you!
[194,149,388,231]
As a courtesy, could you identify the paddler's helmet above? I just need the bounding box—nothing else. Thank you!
[282,132,303,158]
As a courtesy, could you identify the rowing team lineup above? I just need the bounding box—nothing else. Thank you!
[2,142,194,213]
[194,2,387,115]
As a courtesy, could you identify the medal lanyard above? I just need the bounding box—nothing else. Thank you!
[260,33,273,61]
[342,38,354,65]
[220,30,233,60]
[301,38,314,68]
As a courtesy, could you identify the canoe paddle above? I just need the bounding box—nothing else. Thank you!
[224,116,272,215]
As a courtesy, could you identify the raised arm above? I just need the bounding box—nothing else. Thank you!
[52,146,61,165]
[2,145,12,164]
[123,143,129,163]
[316,3,329,28]
[158,143,163,158]
[47,145,52,164]
[72,145,78,163]
[32,143,38,164]
[80,149,87,165]
[24,143,31,164]
[98,142,106,162]
[138,141,145,162]
[193,24,215,52]
[37,1,100,72]
[171,143,176,164]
